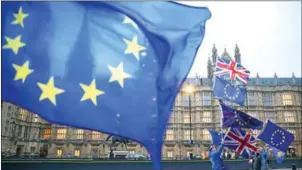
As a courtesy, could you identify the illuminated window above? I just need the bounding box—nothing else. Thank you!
[43,128,51,139]
[56,128,66,139]
[19,109,29,121]
[202,92,212,106]
[202,111,212,123]
[165,129,174,140]
[74,149,81,157]
[167,151,173,158]
[201,129,210,140]
[92,131,101,139]
[57,149,63,157]
[129,150,135,154]
[284,112,295,122]
[183,114,190,124]
[76,129,84,139]
[34,114,39,122]
[282,93,293,105]
[263,93,273,106]
[183,130,192,140]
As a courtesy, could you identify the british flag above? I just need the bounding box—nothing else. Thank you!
[223,128,257,159]
[214,57,250,84]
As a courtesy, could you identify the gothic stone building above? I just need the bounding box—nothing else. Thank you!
[1,45,301,159]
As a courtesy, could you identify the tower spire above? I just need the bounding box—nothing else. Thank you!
[234,44,241,63]
[222,48,231,60]
[211,44,218,64]
[207,56,213,79]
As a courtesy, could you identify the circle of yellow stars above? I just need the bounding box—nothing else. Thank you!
[224,83,240,101]
[234,111,252,127]
[270,129,286,147]
[2,7,146,106]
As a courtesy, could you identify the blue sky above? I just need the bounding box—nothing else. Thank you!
[178,1,301,78]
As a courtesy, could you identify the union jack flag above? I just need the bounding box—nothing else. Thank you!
[223,128,257,159]
[214,57,250,84]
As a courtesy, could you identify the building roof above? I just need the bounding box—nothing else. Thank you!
[185,77,302,86]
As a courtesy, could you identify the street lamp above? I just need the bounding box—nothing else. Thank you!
[183,83,194,159]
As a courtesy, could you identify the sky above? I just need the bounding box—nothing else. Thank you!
[178,1,301,78]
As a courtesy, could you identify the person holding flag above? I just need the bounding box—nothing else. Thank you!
[209,139,229,170]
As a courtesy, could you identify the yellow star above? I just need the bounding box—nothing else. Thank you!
[79,79,104,106]
[123,16,138,29]
[11,7,29,28]
[123,36,146,60]
[37,77,65,105]
[2,35,26,55]
[108,62,132,88]
[12,60,34,83]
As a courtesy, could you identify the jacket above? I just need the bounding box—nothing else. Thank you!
[210,144,224,170]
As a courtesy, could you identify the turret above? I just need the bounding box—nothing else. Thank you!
[211,44,218,64]
[207,57,213,79]
[234,44,241,63]
[222,48,232,60]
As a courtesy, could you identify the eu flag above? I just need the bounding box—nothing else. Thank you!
[213,76,246,105]
[257,120,294,153]
[267,144,285,164]
[220,102,264,130]
[208,129,224,145]
[1,2,211,169]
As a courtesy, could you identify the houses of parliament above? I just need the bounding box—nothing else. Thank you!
[1,45,301,159]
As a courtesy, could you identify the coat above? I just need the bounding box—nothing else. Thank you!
[260,150,269,170]
[210,144,224,170]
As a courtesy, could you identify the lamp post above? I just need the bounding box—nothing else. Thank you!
[184,83,194,159]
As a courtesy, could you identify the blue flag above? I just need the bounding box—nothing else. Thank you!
[208,129,224,145]
[220,102,264,130]
[213,76,246,105]
[267,145,285,164]
[257,120,294,153]
[1,2,211,169]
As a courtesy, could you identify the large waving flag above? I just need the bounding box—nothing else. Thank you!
[220,102,264,130]
[257,120,294,153]
[214,57,250,84]
[208,129,225,145]
[223,128,257,159]
[1,2,211,170]
[213,76,246,105]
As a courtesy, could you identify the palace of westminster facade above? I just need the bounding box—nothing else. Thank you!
[1,45,302,159]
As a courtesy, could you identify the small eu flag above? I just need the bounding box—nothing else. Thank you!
[213,76,247,105]
[220,102,264,130]
[1,2,211,170]
[208,129,224,145]
[257,120,294,153]
[267,144,285,164]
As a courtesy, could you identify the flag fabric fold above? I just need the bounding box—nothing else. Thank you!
[1,2,211,170]
[267,145,286,164]
[213,76,246,106]
[208,129,224,145]
[257,120,294,153]
[220,102,264,130]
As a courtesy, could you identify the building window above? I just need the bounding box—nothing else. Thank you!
[76,129,84,139]
[19,108,29,121]
[24,126,29,139]
[92,131,101,139]
[17,125,22,137]
[183,95,190,106]
[202,111,212,123]
[57,149,63,157]
[202,129,210,140]
[282,93,293,105]
[264,112,276,122]
[129,150,135,154]
[183,130,191,140]
[284,112,295,122]
[43,128,51,139]
[249,112,258,119]
[248,92,257,106]
[34,114,39,122]
[263,93,273,106]
[165,129,174,140]
[74,149,81,157]
[167,151,173,158]
[183,114,190,124]
[202,92,212,106]
[56,128,66,139]
[287,129,296,139]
